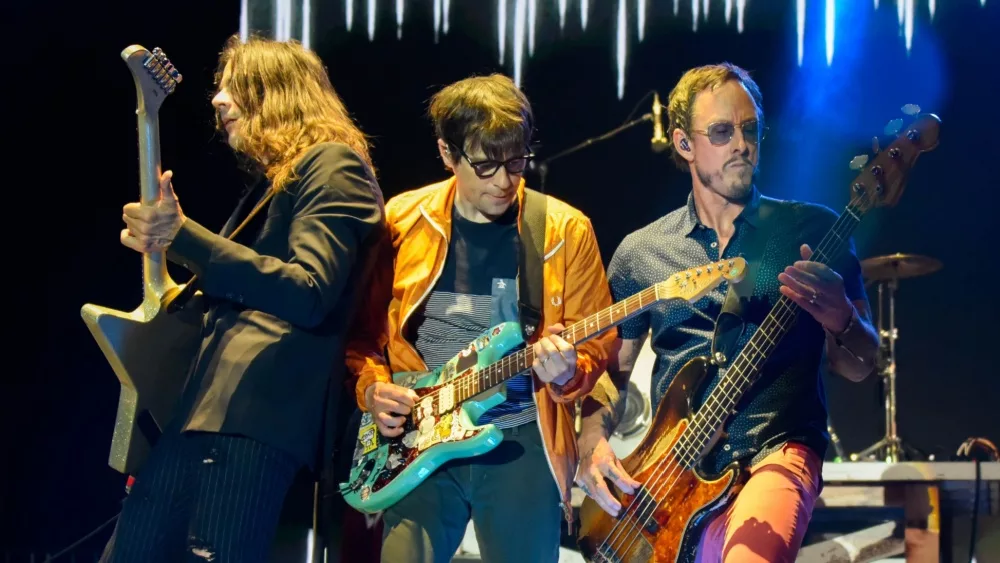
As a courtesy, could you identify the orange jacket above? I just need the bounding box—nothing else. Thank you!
[345,176,615,526]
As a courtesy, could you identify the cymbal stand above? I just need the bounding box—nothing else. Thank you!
[851,278,924,462]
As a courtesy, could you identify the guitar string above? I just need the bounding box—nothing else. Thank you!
[598,189,870,559]
[421,285,665,421]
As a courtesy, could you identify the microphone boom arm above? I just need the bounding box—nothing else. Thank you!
[532,113,653,192]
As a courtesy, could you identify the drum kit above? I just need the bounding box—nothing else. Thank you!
[847,251,943,463]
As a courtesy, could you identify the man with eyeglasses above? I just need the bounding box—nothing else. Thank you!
[346,73,616,562]
[575,63,879,561]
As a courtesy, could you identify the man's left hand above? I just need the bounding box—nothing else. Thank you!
[778,244,854,334]
[532,323,577,386]
[121,170,186,253]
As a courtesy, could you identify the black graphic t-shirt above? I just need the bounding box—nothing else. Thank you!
[410,203,536,428]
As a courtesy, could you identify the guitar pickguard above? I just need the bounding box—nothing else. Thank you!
[341,323,522,507]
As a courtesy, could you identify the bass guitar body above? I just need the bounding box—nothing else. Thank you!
[577,356,745,563]
[340,321,524,513]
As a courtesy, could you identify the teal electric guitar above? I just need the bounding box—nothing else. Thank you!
[339,257,748,513]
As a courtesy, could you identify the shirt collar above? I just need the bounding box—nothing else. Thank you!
[682,185,762,236]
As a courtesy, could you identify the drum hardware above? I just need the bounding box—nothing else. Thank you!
[851,253,942,463]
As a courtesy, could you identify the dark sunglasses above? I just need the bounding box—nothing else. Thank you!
[692,120,767,146]
[449,142,534,179]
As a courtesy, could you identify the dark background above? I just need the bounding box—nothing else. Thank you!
[4,0,998,558]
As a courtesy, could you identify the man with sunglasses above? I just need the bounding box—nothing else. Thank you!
[575,63,879,561]
[346,73,616,562]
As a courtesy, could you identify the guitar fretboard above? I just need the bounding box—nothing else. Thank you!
[672,201,866,466]
[449,285,662,405]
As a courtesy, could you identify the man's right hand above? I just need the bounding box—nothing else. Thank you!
[364,381,419,437]
[576,436,641,517]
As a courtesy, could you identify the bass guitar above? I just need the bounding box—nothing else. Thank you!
[576,109,942,563]
[80,45,202,475]
[340,257,748,513]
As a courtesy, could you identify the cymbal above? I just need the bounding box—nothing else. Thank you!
[861,253,942,282]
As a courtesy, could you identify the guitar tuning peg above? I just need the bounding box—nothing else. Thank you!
[883,118,903,136]
[872,136,880,154]
[849,154,869,170]
[901,103,921,116]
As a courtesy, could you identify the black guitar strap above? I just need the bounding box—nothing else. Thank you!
[166,181,276,313]
[517,187,547,342]
[711,197,784,361]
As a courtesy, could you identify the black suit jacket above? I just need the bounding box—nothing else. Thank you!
[167,142,386,469]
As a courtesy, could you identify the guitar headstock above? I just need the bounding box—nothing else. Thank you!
[847,106,941,214]
[121,45,182,114]
[655,257,748,303]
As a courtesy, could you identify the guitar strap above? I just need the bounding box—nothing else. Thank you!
[165,181,276,312]
[711,196,784,361]
[517,187,547,343]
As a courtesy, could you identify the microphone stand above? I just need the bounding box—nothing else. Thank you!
[531,113,653,193]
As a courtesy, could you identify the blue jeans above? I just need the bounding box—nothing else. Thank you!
[379,421,562,563]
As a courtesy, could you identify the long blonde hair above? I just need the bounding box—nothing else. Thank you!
[214,34,374,190]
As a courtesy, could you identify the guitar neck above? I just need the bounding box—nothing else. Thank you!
[676,204,864,463]
[454,285,664,404]
[136,107,172,304]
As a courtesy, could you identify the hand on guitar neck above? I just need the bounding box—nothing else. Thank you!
[121,170,187,254]
[364,322,577,438]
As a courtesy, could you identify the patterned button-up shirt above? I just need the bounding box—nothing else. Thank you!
[607,187,867,472]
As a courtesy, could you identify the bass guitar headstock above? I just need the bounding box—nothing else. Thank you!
[655,257,747,304]
[846,105,941,214]
[121,45,182,115]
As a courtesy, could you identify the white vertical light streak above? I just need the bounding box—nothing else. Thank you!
[434,0,442,42]
[929,0,935,18]
[874,0,879,8]
[397,0,404,39]
[736,0,745,32]
[346,0,353,31]
[691,0,700,31]
[638,0,646,41]
[616,0,627,99]
[703,0,710,22]
[305,529,314,563]
[444,0,451,34]
[514,0,526,86]
[897,0,905,28]
[725,0,733,24]
[498,0,506,64]
[302,0,311,48]
[825,0,835,65]
[558,0,567,30]
[368,0,376,40]
[904,0,914,53]
[240,0,248,41]
[581,0,588,30]
[529,0,537,55]
[674,0,680,15]
[797,0,805,65]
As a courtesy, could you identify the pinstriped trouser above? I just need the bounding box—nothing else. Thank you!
[99,429,300,563]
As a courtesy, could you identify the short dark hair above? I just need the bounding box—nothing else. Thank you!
[665,62,764,170]
[428,73,534,161]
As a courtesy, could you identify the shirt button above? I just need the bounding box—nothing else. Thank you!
[723,444,731,451]
[710,242,718,248]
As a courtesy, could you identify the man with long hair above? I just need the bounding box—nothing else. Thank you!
[102,35,387,562]
[345,74,616,562]
[576,63,879,562]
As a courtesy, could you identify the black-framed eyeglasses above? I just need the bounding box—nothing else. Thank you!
[692,120,768,147]
[449,142,534,179]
